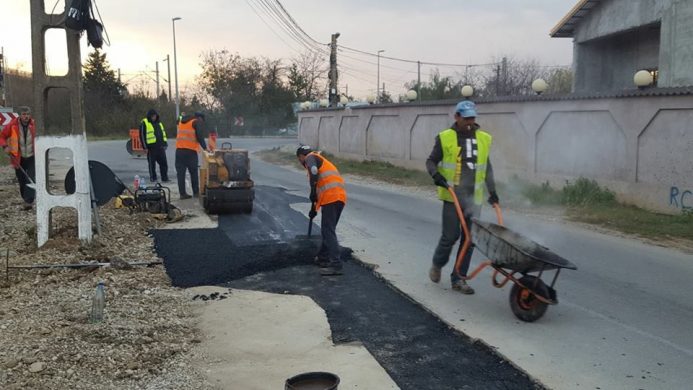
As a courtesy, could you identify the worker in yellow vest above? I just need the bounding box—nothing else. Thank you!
[297,145,347,276]
[139,109,169,182]
[426,100,499,294]
[175,112,208,200]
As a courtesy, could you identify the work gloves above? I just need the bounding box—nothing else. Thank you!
[432,172,449,188]
[308,206,317,220]
[488,191,500,205]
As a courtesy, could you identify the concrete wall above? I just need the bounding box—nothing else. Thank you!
[572,0,693,90]
[298,97,693,214]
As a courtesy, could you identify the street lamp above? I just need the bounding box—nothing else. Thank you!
[377,50,385,103]
[172,17,182,119]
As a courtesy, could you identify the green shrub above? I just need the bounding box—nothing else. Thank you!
[561,178,616,206]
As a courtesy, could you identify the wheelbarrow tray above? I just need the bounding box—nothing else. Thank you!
[471,219,577,273]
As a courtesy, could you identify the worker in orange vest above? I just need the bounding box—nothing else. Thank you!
[0,106,36,210]
[175,112,208,200]
[296,145,347,276]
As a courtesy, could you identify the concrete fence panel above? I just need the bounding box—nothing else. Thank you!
[409,114,450,161]
[480,112,532,180]
[318,116,339,152]
[637,108,693,188]
[536,111,628,180]
[299,116,318,147]
[339,115,365,155]
[366,115,404,159]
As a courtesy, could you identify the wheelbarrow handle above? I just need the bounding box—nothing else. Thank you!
[446,186,472,280]
[492,203,504,226]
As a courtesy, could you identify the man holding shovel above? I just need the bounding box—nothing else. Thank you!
[297,146,347,276]
[1,106,36,210]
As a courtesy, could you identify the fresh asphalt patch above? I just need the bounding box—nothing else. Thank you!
[153,186,543,389]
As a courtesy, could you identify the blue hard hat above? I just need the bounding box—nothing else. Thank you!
[455,100,477,118]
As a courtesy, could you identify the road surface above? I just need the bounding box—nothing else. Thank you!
[90,138,693,390]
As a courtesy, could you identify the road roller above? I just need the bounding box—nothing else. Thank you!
[199,142,254,214]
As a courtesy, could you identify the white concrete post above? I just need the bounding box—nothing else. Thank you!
[35,135,92,247]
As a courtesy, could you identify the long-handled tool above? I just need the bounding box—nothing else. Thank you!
[296,202,318,239]
[16,165,36,190]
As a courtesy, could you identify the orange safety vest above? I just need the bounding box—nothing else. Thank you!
[0,117,36,168]
[306,152,347,210]
[176,119,200,151]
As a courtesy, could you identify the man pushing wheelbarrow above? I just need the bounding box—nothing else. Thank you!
[427,100,577,322]
[426,100,498,295]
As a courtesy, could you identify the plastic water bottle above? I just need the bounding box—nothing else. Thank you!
[140,177,147,190]
[90,282,106,323]
[134,175,140,191]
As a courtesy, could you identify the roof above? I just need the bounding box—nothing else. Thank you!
[550,0,603,38]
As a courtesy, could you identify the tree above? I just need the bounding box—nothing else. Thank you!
[83,50,128,135]
[288,51,327,101]
[405,69,463,101]
[547,68,573,94]
[83,50,126,102]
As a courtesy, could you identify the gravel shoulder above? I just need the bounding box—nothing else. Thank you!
[0,165,212,389]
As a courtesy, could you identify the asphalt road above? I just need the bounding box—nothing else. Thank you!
[92,138,693,390]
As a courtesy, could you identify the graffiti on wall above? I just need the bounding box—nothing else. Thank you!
[670,186,692,210]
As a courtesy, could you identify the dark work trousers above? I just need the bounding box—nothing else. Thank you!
[175,148,199,196]
[317,201,345,268]
[146,146,169,182]
[431,195,481,282]
[14,156,35,204]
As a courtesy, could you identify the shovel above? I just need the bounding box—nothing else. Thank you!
[295,202,318,239]
[17,165,36,190]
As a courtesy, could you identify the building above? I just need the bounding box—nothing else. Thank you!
[551,0,693,92]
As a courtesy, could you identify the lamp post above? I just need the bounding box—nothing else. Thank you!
[376,50,384,103]
[172,17,182,119]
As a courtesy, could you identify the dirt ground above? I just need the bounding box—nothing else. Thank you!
[0,166,211,389]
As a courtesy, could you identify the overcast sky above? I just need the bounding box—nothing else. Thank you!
[1,0,577,98]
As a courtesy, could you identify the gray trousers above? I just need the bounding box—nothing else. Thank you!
[317,201,345,268]
[432,197,480,282]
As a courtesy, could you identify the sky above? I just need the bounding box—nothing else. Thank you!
[1,0,578,99]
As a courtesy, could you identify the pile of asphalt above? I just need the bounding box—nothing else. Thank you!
[154,229,540,389]
[153,228,324,287]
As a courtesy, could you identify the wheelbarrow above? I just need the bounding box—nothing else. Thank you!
[447,186,577,322]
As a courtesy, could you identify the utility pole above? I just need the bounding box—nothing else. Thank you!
[155,61,160,99]
[501,56,508,96]
[118,68,121,84]
[164,55,172,100]
[172,17,182,119]
[345,84,348,98]
[495,64,501,96]
[417,60,421,102]
[377,50,384,103]
[329,32,340,107]
[0,47,5,106]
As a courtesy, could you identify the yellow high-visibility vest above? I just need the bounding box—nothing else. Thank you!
[436,128,492,205]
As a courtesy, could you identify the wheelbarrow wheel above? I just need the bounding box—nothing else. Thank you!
[126,139,134,156]
[509,275,549,322]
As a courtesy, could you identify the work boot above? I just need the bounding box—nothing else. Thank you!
[179,194,192,200]
[21,203,33,211]
[451,279,475,295]
[429,265,441,283]
[314,256,329,268]
[319,266,343,276]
